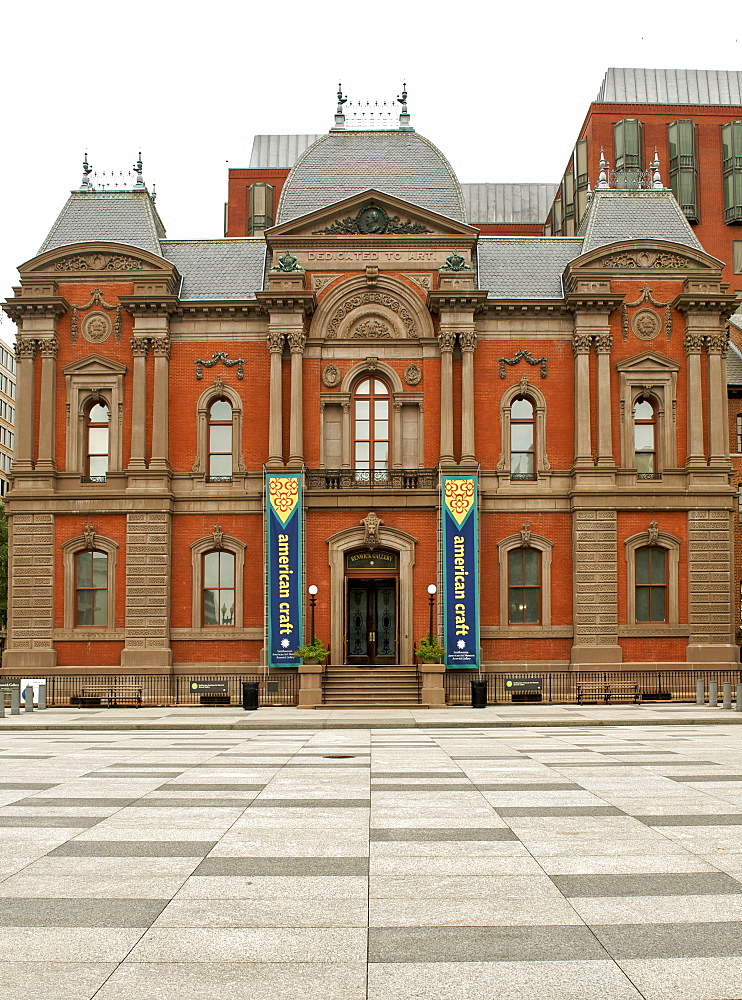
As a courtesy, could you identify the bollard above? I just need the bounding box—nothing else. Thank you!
[737,684,742,713]
[696,678,705,705]
[38,684,46,711]
[24,686,34,713]
[724,682,733,710]
[10,686,20,715]
[709,679,718,707]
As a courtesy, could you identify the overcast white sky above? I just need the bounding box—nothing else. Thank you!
[1,0,740,341]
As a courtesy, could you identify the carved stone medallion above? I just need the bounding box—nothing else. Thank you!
[82,311,112,344]
[322,364,341,387]
[631,308,661,341]
[404,363,422,385]
[351,316,391,339]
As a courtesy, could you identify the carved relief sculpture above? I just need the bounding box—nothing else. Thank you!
[404,363,422,386]
[322,364,341,387]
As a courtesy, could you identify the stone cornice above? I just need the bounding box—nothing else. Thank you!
[255,289,316,316]
[564,291,624,313]
[427,289,488,313]
[2,294,70,323]
[672,291,737,318]
[478,299,570,316]
[118,293,181,316]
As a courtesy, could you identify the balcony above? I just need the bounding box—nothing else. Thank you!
[306,468,438,490]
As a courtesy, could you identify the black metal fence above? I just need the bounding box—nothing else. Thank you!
[445,669,742,706]
[0,673,299,708]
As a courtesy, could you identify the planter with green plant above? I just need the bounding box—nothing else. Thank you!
[294,637,329,664]
[415,635,445,663]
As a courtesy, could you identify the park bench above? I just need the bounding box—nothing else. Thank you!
[577,681,641,704]
[72,684,142,708]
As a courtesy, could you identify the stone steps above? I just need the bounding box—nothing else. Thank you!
[322,665,420,707]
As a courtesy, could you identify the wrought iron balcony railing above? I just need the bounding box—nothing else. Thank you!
[306,468,438,490]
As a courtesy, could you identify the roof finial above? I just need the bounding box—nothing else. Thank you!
[335,82,347,129]
[651,148,664,189]
[133,152,145,189]
[397,81,411,128]
[596,147,610,190]
[80,153,93,190]
[151,181,156,203]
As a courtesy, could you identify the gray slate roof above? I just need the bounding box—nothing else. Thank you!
[277,130,466,224]
[727,336,742,386]
[249,134,322,169]
[160,241,266,301]
[462,184,557,225]
[578,189,704,254]
[39,191,166,256]
[597,68,742,105]
[477,238,583,298]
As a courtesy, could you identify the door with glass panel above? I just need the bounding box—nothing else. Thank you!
[346,580,397,665]
[353,378,390,483]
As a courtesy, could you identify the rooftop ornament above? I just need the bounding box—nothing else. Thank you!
[75,151,154,196]
[133,152,146,189]
[335,82,347,128]
[439,251,472,272]
[596,148,610,190]
[651,148,664,189]
[80,153,93,190]
[270,250,304,273]
[397,82,411,128]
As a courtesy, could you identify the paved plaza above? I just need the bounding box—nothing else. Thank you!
[2,719,742,999]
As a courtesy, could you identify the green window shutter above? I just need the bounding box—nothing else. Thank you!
[722,122,742,223]
[614,119,643,188]
[668,121,698,222]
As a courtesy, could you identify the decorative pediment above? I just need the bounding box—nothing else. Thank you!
[21,242,177,278]
[615,350,681,374]
[309,273,435,342]
[267,190,478,240]
[566,239,724,282]
[62,354,128,376]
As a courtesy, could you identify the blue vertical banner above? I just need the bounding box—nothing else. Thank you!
[266,473,303,668]
[441,474,480,669]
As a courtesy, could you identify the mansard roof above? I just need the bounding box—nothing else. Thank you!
[276,130,467,225]
[39,190,166,257]
[578,189,704,254]
[477,238,583,298]
[160,240,266,301]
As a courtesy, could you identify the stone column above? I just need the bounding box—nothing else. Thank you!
[393,402,403,468]
[267,331,284,466]
[13,339,36,471]
[150,336,171,470]
[36,338,58,472]
[341,402,351,468]
[684,331,705,466]
[594,333,614,468]
[438,330,455,465]
[706,330,728,468]
[572,333,593,467]
[287,329,306,467]
[128,337,149,470]
[460,330,477,464]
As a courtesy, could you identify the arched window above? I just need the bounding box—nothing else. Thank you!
[203,550,236,627]
[353,377,390,482]
[633,397,657,479]
[508,548,541,624]
[75,550,108,626]
[85,402,109,481]
[510,398,536,480]
[635,546,667,622]
[207,398,233,482]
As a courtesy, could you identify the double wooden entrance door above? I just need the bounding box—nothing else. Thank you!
[346,579,397,665]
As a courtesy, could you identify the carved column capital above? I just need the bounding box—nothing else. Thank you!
[438,330,456,352]
[151,335,171,359]
[705,330,729,355]
[594,333,612,355]
[130,336,150,357]
[267,331,284,353]
[459,330,477,351]
[288,330,307,353]
[37,337,59,359]
[572,333,593,356]
[684,331,705,355]
[15,338,37,360]
[341,401,351,415]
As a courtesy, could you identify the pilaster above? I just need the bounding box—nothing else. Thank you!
[437,330,455,465]
[36,337,58,474]
[459,329,477,465]
[120,512,173,670]
[686,508,739,667]
[2,513,57,670]
[287,328,306,467]
[570,508,622,667]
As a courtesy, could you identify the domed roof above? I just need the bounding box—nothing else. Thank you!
[276,130,467,225]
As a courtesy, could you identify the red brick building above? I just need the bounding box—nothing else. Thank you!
[2,88,740,704]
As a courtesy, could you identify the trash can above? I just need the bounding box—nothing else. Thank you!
[471,679,487,709]
[241,681,259,711]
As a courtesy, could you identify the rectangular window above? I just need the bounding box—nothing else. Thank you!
[734,242,742,274]
[636,547,667,623]
[668,120,699,222]
[614,119,643,188]
[574,138,589,225]
[722,121,742,224]
[508,548,541,624]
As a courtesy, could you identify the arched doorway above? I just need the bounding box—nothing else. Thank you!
[327,524,417,665]
[345,549,398,665]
